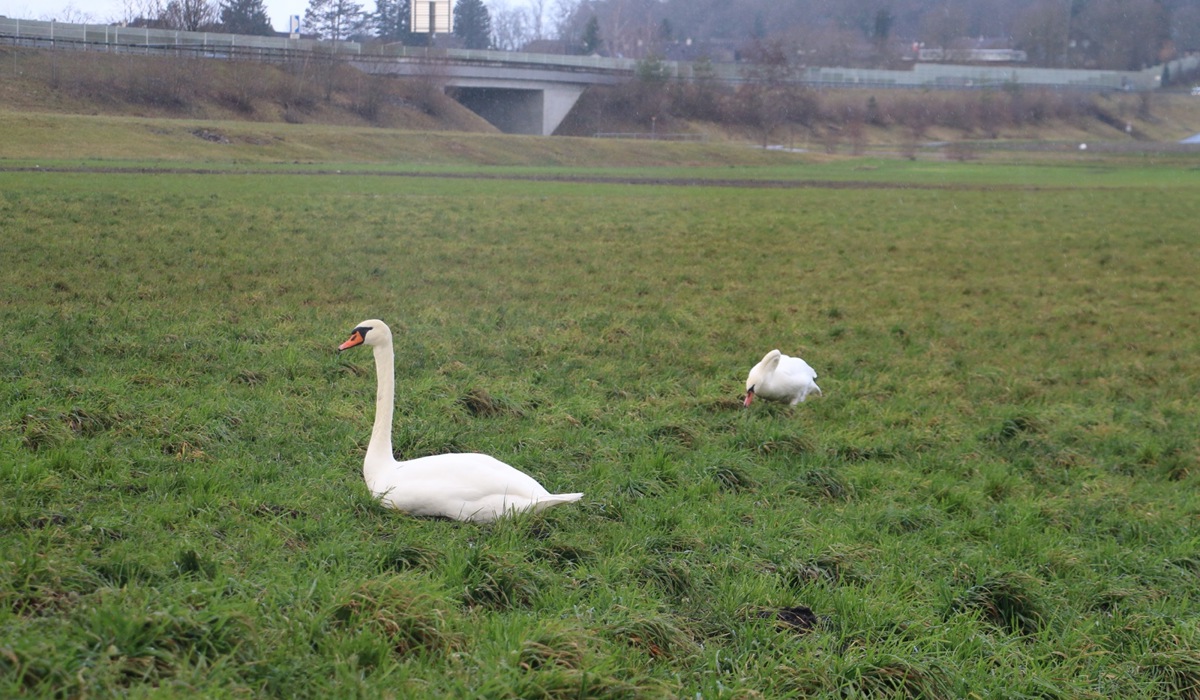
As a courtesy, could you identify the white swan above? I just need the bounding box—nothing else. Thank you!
[744,349,822,407]
[338,319,582,522]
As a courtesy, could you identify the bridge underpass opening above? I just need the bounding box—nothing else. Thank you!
[448,87,545,135]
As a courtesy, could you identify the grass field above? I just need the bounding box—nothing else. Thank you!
[2,143,1200,698]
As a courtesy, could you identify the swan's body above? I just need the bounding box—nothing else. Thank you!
[744,349,822,407]
[339,319,582,522]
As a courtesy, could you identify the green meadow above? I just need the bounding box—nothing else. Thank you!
[2,147,1200,698]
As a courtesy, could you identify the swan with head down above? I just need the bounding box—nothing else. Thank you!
[338,319,582,522]
[744,349,822,407]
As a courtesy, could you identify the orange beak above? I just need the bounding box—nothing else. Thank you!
[338,330,365,352]
[744,390,754,407]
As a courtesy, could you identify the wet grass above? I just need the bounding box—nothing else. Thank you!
[1,154,1199,698]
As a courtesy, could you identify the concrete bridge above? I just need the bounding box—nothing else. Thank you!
[350,56,626,136]
[0,16,638,137]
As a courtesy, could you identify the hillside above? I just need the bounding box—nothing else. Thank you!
[2,43,1199,161]
[0,45,495,132]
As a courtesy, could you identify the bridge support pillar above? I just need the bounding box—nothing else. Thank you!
[448,85,585,136]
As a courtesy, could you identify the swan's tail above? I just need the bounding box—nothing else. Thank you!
[532,493,584,512]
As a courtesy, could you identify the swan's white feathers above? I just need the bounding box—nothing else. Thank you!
[745,349,822,407]
[370,453,583,521]
[341,318,582,523]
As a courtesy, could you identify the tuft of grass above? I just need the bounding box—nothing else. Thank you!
[377,543,441,573]
[949,571,1046,636]
[639,557,694,599]
[172,548,218,580]
[836,654,952,700]
[877,505,941,534]
[782,546,875,589]
[457,387,525,418]
[708,463,757,492]
[781,651,952,699]
[460,549,543,611]
[330,576,462,657]
[787,467,855,502]
[1138,649,1200,698]
[517,632,586,672]
[604,609,700,661]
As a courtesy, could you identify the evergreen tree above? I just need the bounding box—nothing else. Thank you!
[873,9,893,42]
[220,0,275,36]
[454,0,492,49]
[375,0,417,43]
[304,0,364,41]
[580,15,601,54]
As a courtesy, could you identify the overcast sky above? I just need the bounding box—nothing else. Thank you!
[0,0,512,35]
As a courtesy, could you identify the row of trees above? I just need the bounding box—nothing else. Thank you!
[418,0,1199,71]
[301,0,493,47]
[542,0,1198,70]
[80,0,276,34]
[65,0,496,48]
[40,0,1200,71]
[543,0,1198,71]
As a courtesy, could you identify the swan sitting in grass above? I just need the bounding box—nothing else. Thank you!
[744,349,822,407]
[338,319,582,522]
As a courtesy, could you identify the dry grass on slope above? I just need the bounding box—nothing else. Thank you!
[0,45,494,132]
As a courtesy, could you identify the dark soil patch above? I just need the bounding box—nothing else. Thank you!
[755,605,820,634]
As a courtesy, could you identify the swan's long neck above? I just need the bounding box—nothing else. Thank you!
[366,341,396,479]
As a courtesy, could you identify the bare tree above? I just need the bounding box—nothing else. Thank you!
[920,1,969,49]
[161,0,219,31]
[1173,3,1200,57]
[595,0,662,58]
[1075,0,1170,70]
[795,22,862,67]
[492,6,532,51]
[113,0,165,25]
[1014,0,1071,67]
[41,3,96,22]
[739,38,814,147]
[548,0,581,43]
[528,0,547,40]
